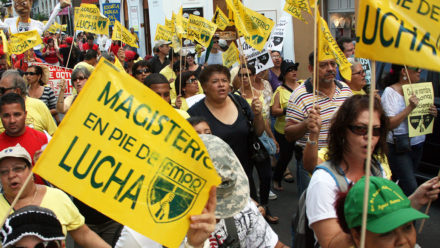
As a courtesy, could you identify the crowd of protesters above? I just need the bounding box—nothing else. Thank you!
[0,4,438,247]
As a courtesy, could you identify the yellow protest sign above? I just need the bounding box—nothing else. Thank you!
[62,24,67,31]
[402,82,435,137]
[355,0,440,72]
[33,59,221,248]
[165,18,173,30]
[283,0,312,23]
[9,30,43,55]
[318,16,351,81]
[212,7,229,30]
[226,0,274,51]
[173,8,187,39]
[222,43,239,68]
[112,20,139,48]
[154,24,172,41]
[74,4,109,35]
[188,14,218,48]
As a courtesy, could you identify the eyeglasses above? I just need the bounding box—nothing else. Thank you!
[187,78,198,84]
[348,125,381,136]
[24,72,38,76]
[0,164,28,176]
[352,70,365,76]
[408,67,421,72]
[12,241,61,248]
[72,76,87,82]
[238,73,253,78]
[287,67,297,73]
[213,40,219,44]
[0,87,17,94]
[135,68,150,75]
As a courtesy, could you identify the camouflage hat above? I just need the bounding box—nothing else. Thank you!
[200,134,249,219]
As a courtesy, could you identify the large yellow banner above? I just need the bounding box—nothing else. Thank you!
[356,0,440,72]
[318,16,352,81]
[188,14,218,48]
[112,20,139,48]
[33,59,221,248]
[212,7,229,31]
[9,30,42,54]
[154,24,172,41]
[222,43,239,68]
[74,4,109,35]
[402,82,435,137]
[226,0,274,51]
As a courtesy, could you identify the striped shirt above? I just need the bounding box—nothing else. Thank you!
[285,78,353,148]
[39,86,57,111]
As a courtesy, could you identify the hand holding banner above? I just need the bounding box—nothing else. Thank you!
[9,30,43,55]
[33,59,221,247]
[402,82,435,137]
[356,0,440,72]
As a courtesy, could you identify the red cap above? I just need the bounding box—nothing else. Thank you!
[125,50,136,62]
[66,37,73,44]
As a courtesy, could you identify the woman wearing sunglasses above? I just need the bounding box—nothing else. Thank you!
[381,64,438,196]
[25,65,59,124]
[56,66,90,114]
[174,71,201,111]
[305,95,439,248]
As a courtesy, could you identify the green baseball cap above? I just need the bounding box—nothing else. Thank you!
[344,176,428,234]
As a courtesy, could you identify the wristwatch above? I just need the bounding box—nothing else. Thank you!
[307,136,317,145]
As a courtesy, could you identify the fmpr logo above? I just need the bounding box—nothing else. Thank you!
[251,34,264,44]
[147,158,206,223]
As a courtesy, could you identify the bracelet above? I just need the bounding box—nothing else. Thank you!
[57,101,63,104]
[306,136,317,145]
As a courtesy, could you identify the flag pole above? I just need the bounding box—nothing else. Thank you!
[312,1,318,107]
[359,61,376,248]
[403,65,415,93]
[418,169,440,233]
[237,37,255,98]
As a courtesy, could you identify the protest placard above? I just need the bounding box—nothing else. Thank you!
[31,62,73,97]
[33,59,221,248]
[102,3,120,27]
[356,0,440,72]
[74,4,109,35]
[212,7,229,31]
[222,42,239,68]
[265,16,289,52]
[154,24,172,41]
[9,30,43,55]
[283,0,312,23]
[112,20,139,48]
[402,82,435,137]
[188,14,217,48]
[238,37,274,74]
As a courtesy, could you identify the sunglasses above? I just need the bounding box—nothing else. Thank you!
[352,70,365,76]
[12,241,61,248]
[24,72,38,76]
[238,73,253,78]
[213,40,219,44]
[135,68,150,75]
[72,76,87,82]
[0,86,16,94]
[407,67,421,72]
[348,125,381,136]
[287,67,297,73]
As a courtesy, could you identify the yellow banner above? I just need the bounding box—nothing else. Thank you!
[402,82,435,137]
[174,8,187,39]
[226,0,274,51]
[188,14,218,48]
[213,7,229,31]
[154,24,172,41]
[165,18,173,30]
[62,24,67,31]
[355,0,440,72]
[283,0,312,23]
[33,59,221,248]
[74,4,109,35]
[112,20,139,48]
[9,30,43,55]
[222,42,239,68]
[318,16,351,81]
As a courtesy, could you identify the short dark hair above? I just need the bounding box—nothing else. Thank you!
[84,49,98,61]
[198,64,230,85]
[0,93,26,112]
[87,34,94,41]
[143,73,169,87]
[327,95,388,168]
[187,116,209,126]
[132,60,150,75]
[337,37,353,52]
[309,52,314,67]
[175,71,197,97]
[239,64,256,75]
[28,65,44,86]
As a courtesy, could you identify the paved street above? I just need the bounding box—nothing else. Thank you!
[265,161,440,247]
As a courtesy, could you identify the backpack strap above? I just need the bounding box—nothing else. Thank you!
[315,161,349,192]
[222,217,240,248]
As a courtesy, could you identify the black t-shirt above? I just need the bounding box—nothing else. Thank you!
[188,94,253,168]
[148,55,170,73]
